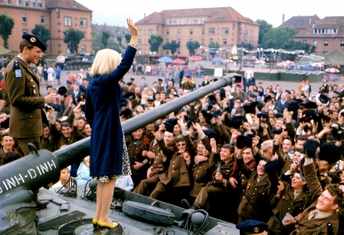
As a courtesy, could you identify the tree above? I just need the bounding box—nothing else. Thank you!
[116,36,122,46]
[63,29,84,54]
[256,19,272,46]
[124,33,130,43]
[162,41,180,55]
[262,27,312,52]
[238,42,255,50]
[101,31,110,48]
[186,40,200,56]
[32,25,51,45]
[148,35,163,53]
[208,41,220,49]
[0,14,14,48]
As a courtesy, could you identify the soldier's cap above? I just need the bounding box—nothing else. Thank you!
[300,100,317,109]
[203,128,217,139]
[317,94,330,105]
[57,86,68,96]
[236,134,252,150]
[319,143,341,165]
[164,118,178,133]
[236,219,268,234]
[22,32,47,52]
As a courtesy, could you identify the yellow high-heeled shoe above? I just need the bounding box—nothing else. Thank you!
[97,220,119,230]
[91,218,98,229]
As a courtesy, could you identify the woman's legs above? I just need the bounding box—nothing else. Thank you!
[98,179,116,223]
[94,183,103,221]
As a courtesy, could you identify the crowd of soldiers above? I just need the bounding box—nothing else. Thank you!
[0,64,344,233]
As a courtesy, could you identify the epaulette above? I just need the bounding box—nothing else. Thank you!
[13,60,23,79]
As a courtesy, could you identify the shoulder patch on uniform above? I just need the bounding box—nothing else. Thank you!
[13,61,22,79]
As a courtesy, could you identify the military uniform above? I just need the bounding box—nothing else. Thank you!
[288,161,340,235]
[290,204,340,235]
[268,183,310,234]
[149,152,191,199]
[134,140,175,195]
[5,57,45,155]
[4,33,47,156]
[190,157,214,198]
[193,156,238,208]
[127,137,149,186]
[238,172,272,222]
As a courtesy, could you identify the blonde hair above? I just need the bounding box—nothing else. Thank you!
[90,49,122,76]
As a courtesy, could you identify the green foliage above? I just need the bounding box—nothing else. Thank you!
[163,40,180,55]
[148,35,163,53]
[101,31,110,48]
[32,25,51,45]
[117,36,122,45]
[124,33,130,43]
[208,41,220,49]
[186,40,200,56]
[256,19,272,46]
[64,29,84,54]
[238,42,255,50]
[0,14,14,48]
[262,27,312,52]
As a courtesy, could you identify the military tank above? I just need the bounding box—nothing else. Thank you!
[0,75,240,235]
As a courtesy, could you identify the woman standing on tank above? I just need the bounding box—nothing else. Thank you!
[85,18,137,230]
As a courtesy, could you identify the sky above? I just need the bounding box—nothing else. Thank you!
[77,0,343,27]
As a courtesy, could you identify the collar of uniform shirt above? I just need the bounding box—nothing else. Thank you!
[308,209,333,220]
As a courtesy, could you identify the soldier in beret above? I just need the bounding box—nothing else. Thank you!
[5,33,57,155]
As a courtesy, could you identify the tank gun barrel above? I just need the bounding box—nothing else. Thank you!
[0,76,234,198]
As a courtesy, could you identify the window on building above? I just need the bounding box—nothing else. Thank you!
[334,28,337,34]
[190,30,193,35]
[80,18,87,28]
[223,39,227,45]
[21,16,27,22]
[224,28,229,34]
[324,41,328,47]
[25,1,29,6]
[64,16,72,26]
[208,28,215,34]
[40,16,45,23]
[340,41,344,47]
[166,31,169,35]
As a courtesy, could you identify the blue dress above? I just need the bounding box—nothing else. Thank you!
[85,46,136,177]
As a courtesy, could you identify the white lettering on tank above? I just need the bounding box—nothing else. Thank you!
[39,162,50,174]
[14,174,25,185]
[47,160,57,170]
[5,178,17,189]
[36,165,42,175]
[27,169,37,179]
[2,181,9,191]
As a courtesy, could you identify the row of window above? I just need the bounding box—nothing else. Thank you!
[21,15,45,23]
[21,15,88,28]
[309,40,344,47]
[165,17,207,26]
[64,16,88,28]
[3,0,44,8]
[163,27,230,35]
[312,28,337,35]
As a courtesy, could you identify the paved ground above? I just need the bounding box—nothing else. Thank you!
[40,70,343,96]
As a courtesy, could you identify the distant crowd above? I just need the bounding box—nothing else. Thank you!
[0,62,344,233]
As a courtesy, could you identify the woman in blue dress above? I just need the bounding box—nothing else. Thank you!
[85,18,137,230]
